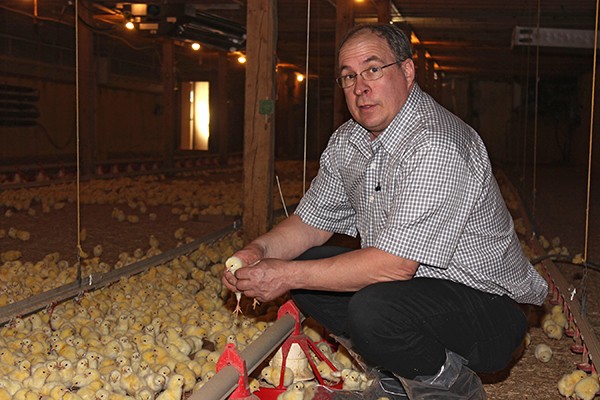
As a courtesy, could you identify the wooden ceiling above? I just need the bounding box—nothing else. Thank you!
[2,0,597,82]
[184,0,598,81]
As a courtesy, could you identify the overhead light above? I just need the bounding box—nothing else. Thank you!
[125,19,135,30]
[296,73,305,82]
[237,55,246,64]
[130,4,147,16]
[191,42,201,51]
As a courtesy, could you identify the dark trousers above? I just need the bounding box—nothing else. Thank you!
[291,246,528,379]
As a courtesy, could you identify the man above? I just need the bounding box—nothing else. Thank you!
[223,23,548,397]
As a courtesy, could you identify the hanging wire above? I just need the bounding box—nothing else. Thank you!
[531,0,541,219]
[584,0,599,264]
[75,0,83,286]
[580,0,600,315]
[302,0,311,195]
[520,3,532,186]
[275,175,289,217]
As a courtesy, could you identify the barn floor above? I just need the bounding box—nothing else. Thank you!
[1,160,598,399]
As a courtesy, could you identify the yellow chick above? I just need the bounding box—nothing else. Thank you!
[260,365,294,388]
[249,378,261,393]
[155,374,185,400]
[333,346,356,369]
[534,343,553,363]
[277,381,305,400]
[316,360,340,382]
[543,319,563,340]
[9,359,32,382]
[13,388,40,400]
[341,369,363,391]
[558,370,588,397]
[574,374,600,400]
[120,365,144,395]
[22,365,49,390]
[145,372,167,394]
[175,362,198,392]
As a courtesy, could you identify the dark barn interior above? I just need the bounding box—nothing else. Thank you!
[1,1,600,399]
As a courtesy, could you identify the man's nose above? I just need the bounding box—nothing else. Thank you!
[353,76,370,95]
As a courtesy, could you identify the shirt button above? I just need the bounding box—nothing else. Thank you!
[369,195,374,202]
[369,162,376,170]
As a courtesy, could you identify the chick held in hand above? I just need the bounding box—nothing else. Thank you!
[225,256,260,315]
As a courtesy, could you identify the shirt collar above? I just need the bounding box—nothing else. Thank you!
[347,83,424,156]
[378,83,423,154]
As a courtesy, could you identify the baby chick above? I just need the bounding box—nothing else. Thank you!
[277,381,305,400]
[534,343,553,363]
[543,319,563,340]
[558,370,588,397]
[260,365,294,388]
[155,374,185,400]
[574,374,600,400]
[225,256,244,315]
[341,369,363,391]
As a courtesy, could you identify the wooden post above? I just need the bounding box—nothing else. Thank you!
[162,41,176,169]
[218,52,229,165]
[77,3,96,177]
[333,0,354,130]
[415,46,427,90]
[374,0,391,23]
[243,0,277,241]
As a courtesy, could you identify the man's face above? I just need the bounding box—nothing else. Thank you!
[338,32,415,137]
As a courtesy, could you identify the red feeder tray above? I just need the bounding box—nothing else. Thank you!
[254,300,343,400]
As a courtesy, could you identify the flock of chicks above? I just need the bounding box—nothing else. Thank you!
[0,234,292,400]
[529,251,600,400]
[3,165,600,399]
[532,303,600,399]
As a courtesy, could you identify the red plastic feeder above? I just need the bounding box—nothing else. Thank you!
[254,300,343,400]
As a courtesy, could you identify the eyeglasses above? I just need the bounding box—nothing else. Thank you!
[335,60,402,89]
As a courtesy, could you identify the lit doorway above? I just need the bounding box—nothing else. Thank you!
[180,81,210,150]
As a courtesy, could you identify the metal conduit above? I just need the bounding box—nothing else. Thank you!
[189,311,300,400]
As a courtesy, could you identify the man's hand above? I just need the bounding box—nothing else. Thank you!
[221,242,265,292]
[233,258,292,302]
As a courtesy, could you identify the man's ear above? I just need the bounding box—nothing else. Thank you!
[402,59,416,84]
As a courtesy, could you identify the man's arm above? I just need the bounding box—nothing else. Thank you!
[232,245,419,302]
[253,214,335,260]
[222,214,333,291]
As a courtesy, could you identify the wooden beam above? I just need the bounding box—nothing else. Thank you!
[333,0,354,130]
[218,52,229,166]
[78,3,97,177]
[162,41,176,169]
[375,0,391,23]
[415,46,427,90]
[243,0,278,241]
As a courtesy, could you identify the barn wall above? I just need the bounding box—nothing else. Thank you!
[0,75,76,162]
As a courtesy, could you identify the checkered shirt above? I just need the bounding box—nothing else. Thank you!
[295,84,548,305]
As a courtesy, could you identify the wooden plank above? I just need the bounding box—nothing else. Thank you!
[415,46,427,90]
[218,52,229,166]
[162,41,176,169]
[375,0,391,23]
[77,3,97,176]
[332,0,354,130]
[242,0,277,241]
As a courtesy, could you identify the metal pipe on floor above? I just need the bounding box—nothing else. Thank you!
[188,311,300,400]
